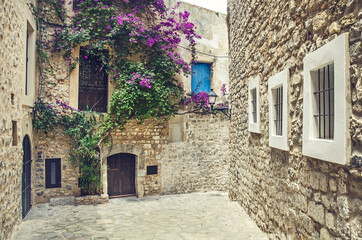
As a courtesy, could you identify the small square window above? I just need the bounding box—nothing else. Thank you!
[268,69,289,151]
[303,33,350,165]
[248,76,260,133]
[147,165,158,175]
[46,158,61,188]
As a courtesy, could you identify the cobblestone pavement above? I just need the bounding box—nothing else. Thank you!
[13,192,268,240]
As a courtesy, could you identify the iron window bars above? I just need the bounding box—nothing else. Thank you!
[251,88,257,123]
[313,64,334,140]
[274,86,283,136]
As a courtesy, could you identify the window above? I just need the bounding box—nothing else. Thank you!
[147,165,158,175]
[303,33,350,164]
[46,159,61,188]
[268,69,289,151]
[73,0,80,10]
[313,64,334,139]
[24,21,36,105]
[248,76,260,133]
[12,121,18,146]
[78,47,108,112]
[25,28,29,95]
[191,63,211,93]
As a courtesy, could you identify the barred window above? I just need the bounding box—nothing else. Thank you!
[248,76,260,133]
[313,64,334,140]
[274,86,283,136]
[251,88,257,123]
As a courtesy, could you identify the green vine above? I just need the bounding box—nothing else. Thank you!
[32,0,204,195]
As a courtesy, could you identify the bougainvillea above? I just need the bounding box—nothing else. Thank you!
[32,0,202,195]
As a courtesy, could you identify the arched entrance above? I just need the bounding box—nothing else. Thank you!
[22,135,32,218]
[107,153,136,198]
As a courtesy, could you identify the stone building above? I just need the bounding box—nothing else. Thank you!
[228,0,361,239]
[0,0,229,239]
[0,0,37,239]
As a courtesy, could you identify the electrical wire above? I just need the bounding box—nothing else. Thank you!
[178,45,229,58]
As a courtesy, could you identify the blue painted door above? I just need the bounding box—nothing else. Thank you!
[191,63,211,93]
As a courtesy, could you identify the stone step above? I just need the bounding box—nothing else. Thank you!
[49,196,75,206]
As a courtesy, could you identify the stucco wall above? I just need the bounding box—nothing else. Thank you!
[166,0,229,98]
[0,0,37,239]
[228,0,361,239]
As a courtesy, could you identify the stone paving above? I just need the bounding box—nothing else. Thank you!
[13,192,268,240]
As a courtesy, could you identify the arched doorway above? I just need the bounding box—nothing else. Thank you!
[107,153,136,198]
[22,135,32,218]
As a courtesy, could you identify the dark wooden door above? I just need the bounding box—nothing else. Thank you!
[22,135,32,218]
[107,153,136,197]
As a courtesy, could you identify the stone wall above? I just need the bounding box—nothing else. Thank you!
[34,130,81,203]
[228,0,361,239]
[161,113,229,194]
[0,0,37,239]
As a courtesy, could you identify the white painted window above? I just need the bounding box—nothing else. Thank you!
[303,33,350,165]
[268,69,289,151]
[248,77,260,133]
[23,20,36,106]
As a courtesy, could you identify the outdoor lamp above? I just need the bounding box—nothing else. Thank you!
[207,89,218,110]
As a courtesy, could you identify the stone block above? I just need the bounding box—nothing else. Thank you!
[49,196,75,206]
[308,201,325,225]
[326,212,336,231]
[336,196,349,220]
[320,228,333,240]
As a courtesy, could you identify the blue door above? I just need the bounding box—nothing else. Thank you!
[191,63,211,93]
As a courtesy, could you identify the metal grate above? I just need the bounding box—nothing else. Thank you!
[274,86,283,136]
[313,64,334,139]
[251,88,257,123]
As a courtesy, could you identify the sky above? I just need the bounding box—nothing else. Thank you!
[181,0,227,14]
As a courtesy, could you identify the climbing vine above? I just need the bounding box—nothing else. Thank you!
[31,0,206,195]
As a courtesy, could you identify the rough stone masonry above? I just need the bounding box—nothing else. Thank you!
[228,0,361,239]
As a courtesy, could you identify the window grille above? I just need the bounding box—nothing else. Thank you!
[313,64,334,139]
[274,86,283,136]
[25,29,29,95]
[251,88,257,123]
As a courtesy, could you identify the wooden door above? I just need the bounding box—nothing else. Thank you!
[22,135,32,218]
[107,153,136,197]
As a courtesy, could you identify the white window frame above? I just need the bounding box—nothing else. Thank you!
[268,69,289,151]
[248,76,260,133]
[23,16,36,106]
[302,33,350,165]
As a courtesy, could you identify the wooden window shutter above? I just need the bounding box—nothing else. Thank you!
[78,47,108,112]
